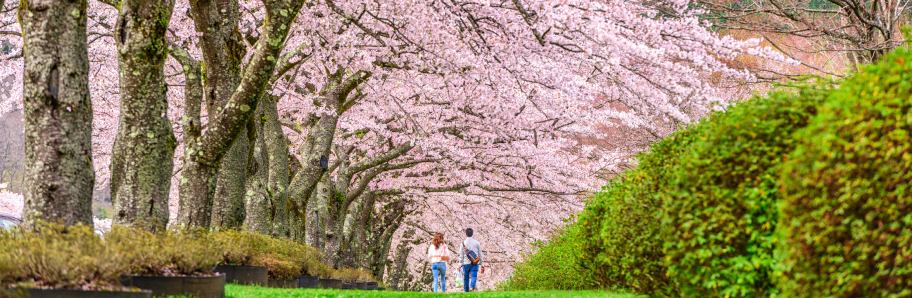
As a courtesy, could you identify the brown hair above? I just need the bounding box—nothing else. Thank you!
[432,232,444,249]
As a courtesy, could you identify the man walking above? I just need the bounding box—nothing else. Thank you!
[458,228,483,292]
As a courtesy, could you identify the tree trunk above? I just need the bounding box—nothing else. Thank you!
[305,173,334,251]
[244,94,290,235]
[210,130,248,229]
[109,0,176,231]
[176,0,304,228]
[286,70,370,220]
[19,0,94,228]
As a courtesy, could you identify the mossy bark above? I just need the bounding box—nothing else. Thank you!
[177,0,304,228]
[287,71,370,238]
[19,0,95,227]
[243,94,290,236]
[210,131,249,229]
[170,45,204,229]
[109,0,176,231]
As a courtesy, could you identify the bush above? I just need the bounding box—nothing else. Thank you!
[576,127,700,295]
[211,230,330,279]
[106,227,221,276]
[659,84,829,297]
[499,223,595,290]
[0,224,130,290]
[778,48,912,296]
[331,267,375,282]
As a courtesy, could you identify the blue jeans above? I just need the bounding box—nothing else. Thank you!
[462,264,479,292]
[431,262,446,292]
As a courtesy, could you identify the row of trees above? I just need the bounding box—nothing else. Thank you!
[5,0,902,286]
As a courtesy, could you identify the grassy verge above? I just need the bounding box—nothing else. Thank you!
[225,284,641,298]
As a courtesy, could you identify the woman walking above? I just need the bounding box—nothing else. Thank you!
[428,232,450,292]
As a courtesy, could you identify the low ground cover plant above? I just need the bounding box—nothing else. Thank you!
[106,226,221,276]
[0,224,348,291]
[331,268,375,283]
[0,224,130,290]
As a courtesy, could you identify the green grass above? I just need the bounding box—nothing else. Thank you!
[225,284,642,298]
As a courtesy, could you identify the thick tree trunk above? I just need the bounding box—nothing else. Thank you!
[19,0,94,227]
[305,173,334,251]
[210,131,248,229]
[170,45,204,229]
[243,115,269,234]
[244,95,290,235]
[109,0,176,231]
[177,0,304,228]
[287,71,369,237]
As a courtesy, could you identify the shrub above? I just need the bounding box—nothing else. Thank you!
[498,223,595,290]
[778,48,912,296]
[0,224,130,290]
[211,230,330,279]
[577,127,701,295]
[331,267,375,282]
[106,227,221,276]
[659,84,829,297]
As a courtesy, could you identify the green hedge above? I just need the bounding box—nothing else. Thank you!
[576,127,701,295]
[499,223,595,290]
[496,47,912,297]
[778,48,912,297]
[659,84,829,297]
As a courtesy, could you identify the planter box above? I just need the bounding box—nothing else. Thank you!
[359,281,379,290]
[316,278,343,289]
[122,273,225,298]
[267,275,320,289]
[214,265,268,285]
[297,275,319,288]
[4,288,151,298]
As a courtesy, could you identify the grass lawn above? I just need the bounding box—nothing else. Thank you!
[225,284,642,298]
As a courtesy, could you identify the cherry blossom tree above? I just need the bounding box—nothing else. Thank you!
[698,0,910,75]
[0,0,786,287]
[17,0,96,228]
[108,0,176,231]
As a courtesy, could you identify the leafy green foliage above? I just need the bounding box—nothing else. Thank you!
[498,223,595,291]
[660,85,828,297]
[576,127,701,295]
[778,47,912,297]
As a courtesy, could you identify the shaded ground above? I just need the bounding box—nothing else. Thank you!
[225,284,641,298]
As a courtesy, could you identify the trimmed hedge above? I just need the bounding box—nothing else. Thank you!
[576,127,701,295]
[499,223,595,290]
[659,84,829,297]
[507,46,912,297]
[778,48,912,296]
